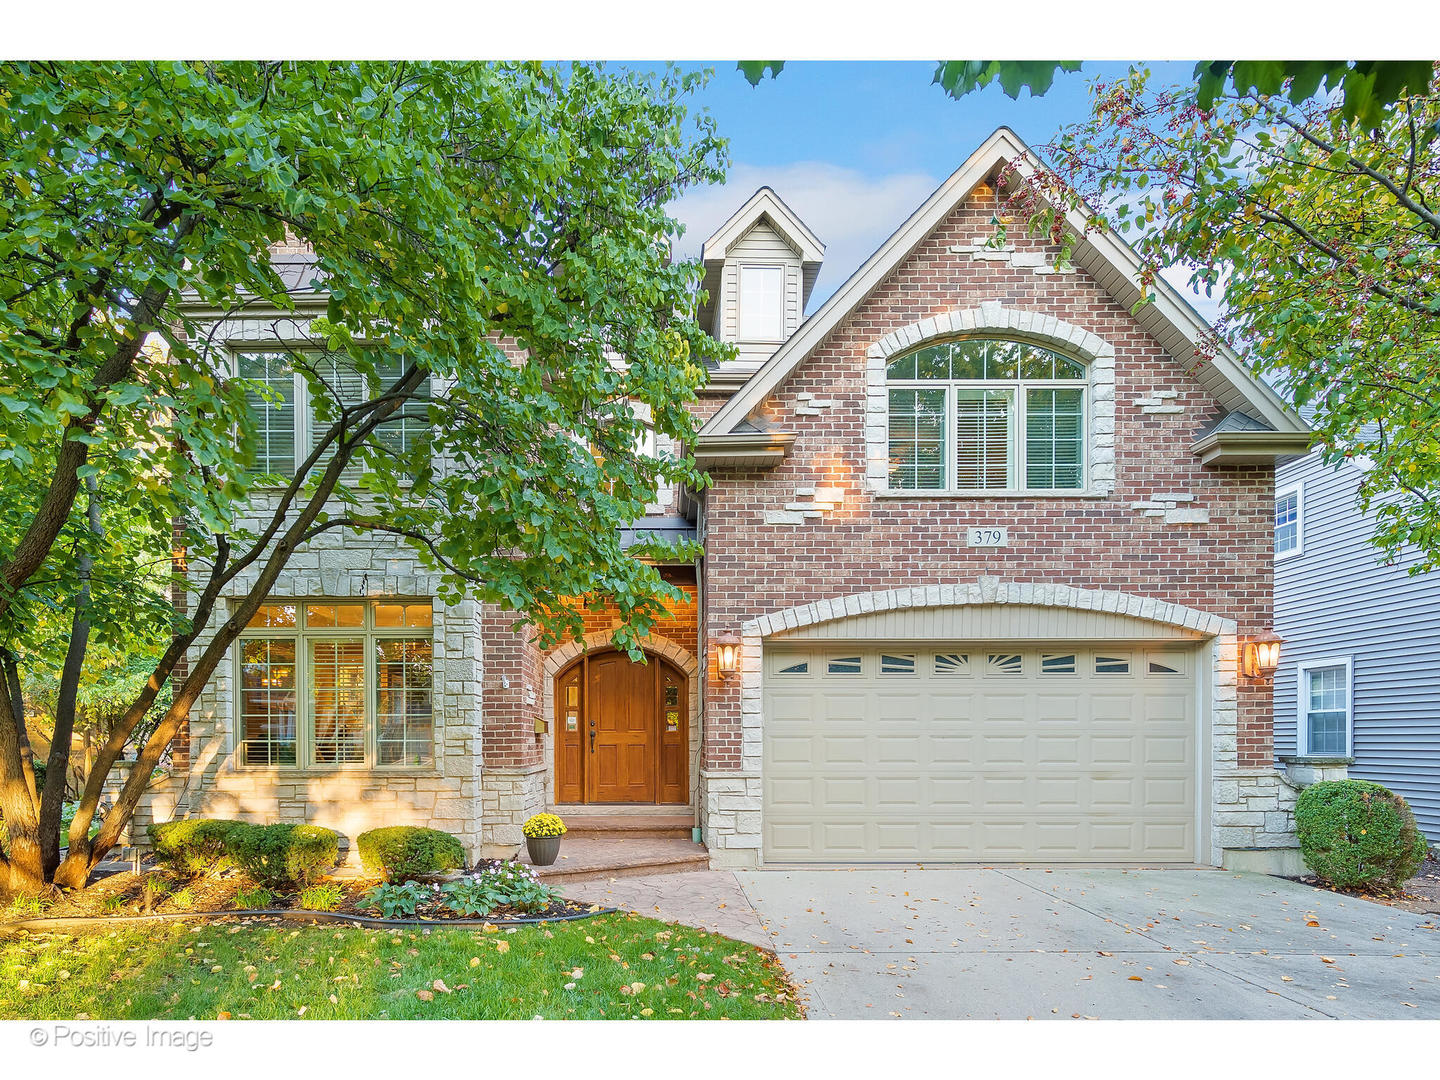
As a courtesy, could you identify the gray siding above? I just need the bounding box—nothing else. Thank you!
[1274,452,1440,842]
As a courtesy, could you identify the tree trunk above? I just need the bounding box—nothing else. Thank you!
[40,476,101,877]
[0,656,44,894]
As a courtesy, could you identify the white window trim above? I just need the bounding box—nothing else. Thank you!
[1275,481,1304,560]
[886,373,1091,496]
[737,262,786,344]
[1295,655,1353,758]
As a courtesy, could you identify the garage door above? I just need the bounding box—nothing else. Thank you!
[763,644,1197,863]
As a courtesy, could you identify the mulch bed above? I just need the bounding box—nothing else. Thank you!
[5,861,599,929]
[1292,851,1440,917]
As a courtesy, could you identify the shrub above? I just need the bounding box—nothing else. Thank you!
[147,819,243,877]
[1295,779,1429,891]
[358,881,434,918]
[298,883,344,912]
[356,826,466,882]
[233,885,276,910]
[223,823,339,889]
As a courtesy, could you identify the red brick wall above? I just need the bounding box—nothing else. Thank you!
[700,185,1275,770]
[572,566,699,661]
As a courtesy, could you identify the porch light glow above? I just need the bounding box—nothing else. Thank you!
[1242,634,1283,679]
[715,632,742,677]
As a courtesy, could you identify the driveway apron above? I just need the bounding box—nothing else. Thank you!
[734,867,1440,1020]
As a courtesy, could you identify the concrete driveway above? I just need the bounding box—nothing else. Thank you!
[734,867,1440,1019]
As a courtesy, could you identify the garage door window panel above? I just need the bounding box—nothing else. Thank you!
[886,338,1088,494]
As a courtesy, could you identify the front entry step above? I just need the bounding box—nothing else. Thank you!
[555,809,694,840]
[520,837,710,883]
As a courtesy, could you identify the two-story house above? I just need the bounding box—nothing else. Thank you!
[135,128,1313,873]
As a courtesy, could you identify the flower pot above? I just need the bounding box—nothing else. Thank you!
[526,834,562,866]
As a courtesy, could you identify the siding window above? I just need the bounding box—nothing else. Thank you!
[1275,483,1302,557]
[1299,658,1352,756]
[237,599,435,769]
[886,338,1087,493]
[738,264,784,342]
[237,352,297,476]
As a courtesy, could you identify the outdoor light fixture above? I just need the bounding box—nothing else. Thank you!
[715,631,742,677]
[1242,634,1283,679]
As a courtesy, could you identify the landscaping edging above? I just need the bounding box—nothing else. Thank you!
[0,904,617,935]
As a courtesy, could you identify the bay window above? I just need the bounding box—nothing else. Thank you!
[886,338,1088,493]
[237,600,435,769]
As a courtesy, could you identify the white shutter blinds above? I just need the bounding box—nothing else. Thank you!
[954,389,1013,489]
[237,352,296,476]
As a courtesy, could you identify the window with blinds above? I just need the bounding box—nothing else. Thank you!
[234,351,428,481]
[237,600,435,769]
[237,352,297,476]
[885,338,1087,492]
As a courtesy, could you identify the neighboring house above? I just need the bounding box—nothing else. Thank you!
[134,128,1315,872]
[1274,448,1440,846]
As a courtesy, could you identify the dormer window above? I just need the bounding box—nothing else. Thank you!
[886,338,1088,493]
[738,264,784,342]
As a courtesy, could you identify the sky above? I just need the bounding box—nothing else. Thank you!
[657,61,1218,320]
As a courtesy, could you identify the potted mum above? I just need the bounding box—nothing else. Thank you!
[522,813,567,866]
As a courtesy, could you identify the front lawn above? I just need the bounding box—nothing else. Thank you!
[0,913,801,1020]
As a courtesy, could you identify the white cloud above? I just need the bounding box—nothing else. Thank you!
[670,162,939,312]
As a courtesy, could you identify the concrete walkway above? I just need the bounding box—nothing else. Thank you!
[562,869,770,946]
[737,867,1440,1020]
[565,865,1440,1019]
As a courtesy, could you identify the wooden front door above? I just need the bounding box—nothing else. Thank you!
[554,651,687,805]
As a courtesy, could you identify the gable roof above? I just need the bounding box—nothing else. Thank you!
[700,186,825,266]
[699,128,1308,447]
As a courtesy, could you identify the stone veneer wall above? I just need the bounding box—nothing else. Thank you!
[133,497,486,861]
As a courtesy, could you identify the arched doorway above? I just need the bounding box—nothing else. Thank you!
[554,650,688,804]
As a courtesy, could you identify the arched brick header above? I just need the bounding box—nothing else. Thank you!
[864,301,1118,495]
[542,629,699,679]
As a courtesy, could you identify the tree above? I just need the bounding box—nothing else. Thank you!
[739,60,1436,129]
[0,61,728,893]
[992,65,1440,568]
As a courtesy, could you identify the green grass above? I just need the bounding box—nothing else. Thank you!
[0,913,801,1020]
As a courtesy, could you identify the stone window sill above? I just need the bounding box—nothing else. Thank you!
[1277,754,1355,766]
[874,488,1109,500]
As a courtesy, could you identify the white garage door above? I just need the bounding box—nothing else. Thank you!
[763,644,1198,863]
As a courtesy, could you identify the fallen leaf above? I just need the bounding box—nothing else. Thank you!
[415,989,434,1002]
[433,979,451,994]
[1128,976,1143,982]
[496,941,510,954]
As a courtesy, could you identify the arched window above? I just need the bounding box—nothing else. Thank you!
[886,338,1088,492]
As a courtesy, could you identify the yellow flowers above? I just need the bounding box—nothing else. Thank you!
[522,813,567,839]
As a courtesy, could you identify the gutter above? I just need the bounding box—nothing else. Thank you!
[1192,430,1313,466]
[693,431,796,471]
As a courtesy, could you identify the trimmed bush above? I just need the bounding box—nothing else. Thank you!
[147,819,243,877]
[224,823,339,890]
[1295,779,1428,891]
[357,826,466,882]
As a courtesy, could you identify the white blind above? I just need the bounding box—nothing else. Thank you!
[954,389,1013,489]
[1025,388,1084,489]
[237,352,296,476]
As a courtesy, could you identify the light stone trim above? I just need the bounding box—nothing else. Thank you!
[947,239,1077,275]
[540,630,701,814]
[864,303,1117,497]
[1134,389,1186,415]
[1129,492,1211,525]
[703,577,1290,869]
[793,391,837,417]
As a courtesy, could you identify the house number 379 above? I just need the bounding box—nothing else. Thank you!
[967,526,1009,547]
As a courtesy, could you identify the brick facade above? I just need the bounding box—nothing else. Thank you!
[695,186,1283,866]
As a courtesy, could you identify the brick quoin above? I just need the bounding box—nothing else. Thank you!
[696,185,1275,772]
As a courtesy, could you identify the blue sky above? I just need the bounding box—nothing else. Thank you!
[660,61,1214,317]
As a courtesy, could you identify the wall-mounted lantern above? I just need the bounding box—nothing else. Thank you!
[715,631,742,678]
[1242,633,1284,679]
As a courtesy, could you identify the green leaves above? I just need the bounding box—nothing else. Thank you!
[933,60,1083,101]
[1196,60,1437,129]
[736,61,785,86]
